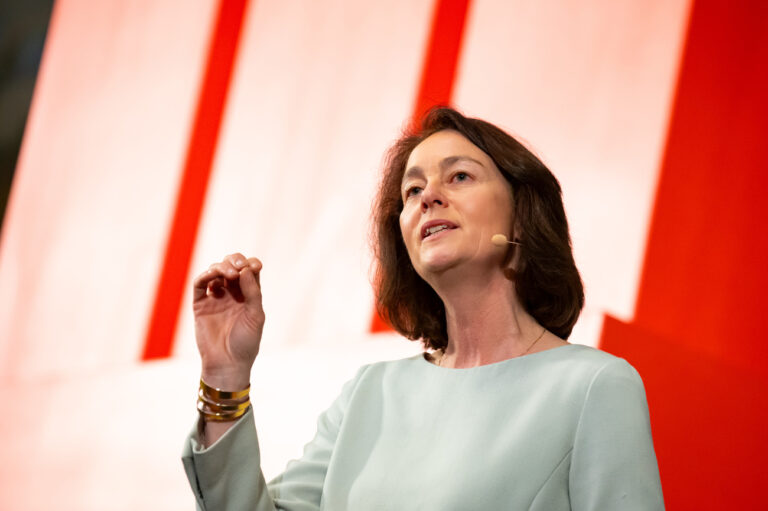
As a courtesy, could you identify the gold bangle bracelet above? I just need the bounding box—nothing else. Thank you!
[197,400,249,422]
[199,378,250,401]
[198,387,250,404]
[198,392,250,412]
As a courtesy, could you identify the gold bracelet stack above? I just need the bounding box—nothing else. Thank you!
[197,378,250,422]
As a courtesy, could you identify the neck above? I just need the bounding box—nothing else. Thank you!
[430,266,543,368]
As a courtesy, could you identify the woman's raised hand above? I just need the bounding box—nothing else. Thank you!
[193,253,264,389]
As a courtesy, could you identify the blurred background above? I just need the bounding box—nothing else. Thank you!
[0,0,766,509]
[0,0,54,229]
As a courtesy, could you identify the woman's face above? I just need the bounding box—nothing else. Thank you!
[399,130,514,280]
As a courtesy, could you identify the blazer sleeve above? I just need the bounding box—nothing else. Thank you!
[181,365,369,511]
[569,358,665,510]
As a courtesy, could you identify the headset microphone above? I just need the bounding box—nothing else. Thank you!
[491,234,521,247]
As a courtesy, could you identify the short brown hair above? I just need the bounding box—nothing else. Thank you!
[372,107,584,351]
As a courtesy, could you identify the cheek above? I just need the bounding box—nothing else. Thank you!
[399,204,417,233]
[489,191,514,229]
[398,212,413,247]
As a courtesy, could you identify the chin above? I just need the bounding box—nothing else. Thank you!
[416,255,463,276]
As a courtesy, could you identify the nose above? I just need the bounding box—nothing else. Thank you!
[420,180,446,212]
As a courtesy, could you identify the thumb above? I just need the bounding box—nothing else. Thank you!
[239,266,262,304]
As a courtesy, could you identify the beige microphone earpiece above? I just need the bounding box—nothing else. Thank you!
[491,234,521,247]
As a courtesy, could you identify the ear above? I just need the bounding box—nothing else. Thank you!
[502,245,521,280]
[502,224,523,281]
[512,222,522,245]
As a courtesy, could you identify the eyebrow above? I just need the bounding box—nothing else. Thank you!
[402,155,486,183]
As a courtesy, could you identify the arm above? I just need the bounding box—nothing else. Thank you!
[181,253,268,509]
[569,358,665,510]
[181,365,368,511]
[183,407,276,511]
[191,253,265,447]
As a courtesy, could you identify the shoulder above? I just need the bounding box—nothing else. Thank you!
[550,343,642,380]
[557,345,649,416]
[558,342,626,365]
[524,344,647,405]
[348,354,426,384]
[338,353,438,402]
[336,353,425,390]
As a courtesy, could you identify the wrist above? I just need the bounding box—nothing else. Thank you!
[200,367,251,390]
[197,377,250,424]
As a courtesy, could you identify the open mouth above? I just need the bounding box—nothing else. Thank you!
[421,221,458,239]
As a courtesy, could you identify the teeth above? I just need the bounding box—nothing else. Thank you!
[426,225,449,236]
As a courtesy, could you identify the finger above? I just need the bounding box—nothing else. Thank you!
[206,277,226,295]
[246,257,263,286]
[245,257,262,271]
[206,282,227,298]
[210,261,239,280]
[224,252,248,270]
[193,268,224,301]
[193,260,239,300]
[239,266,262,304]
[225,274,246,303]
[194,268,216,289]
[201,262,232,281]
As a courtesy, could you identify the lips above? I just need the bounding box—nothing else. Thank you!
[421,219,458,239]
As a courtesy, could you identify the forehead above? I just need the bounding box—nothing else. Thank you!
[406,130,491,168]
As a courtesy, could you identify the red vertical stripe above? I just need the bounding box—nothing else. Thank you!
[142,0,249,360]
[370,0,472,334]
[600,0,768,508]
[410,0,471,128]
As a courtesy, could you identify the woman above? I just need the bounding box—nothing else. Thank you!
[182,107,664,510]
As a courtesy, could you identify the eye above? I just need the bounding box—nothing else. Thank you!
[453,171,470,182]
[405,187,422,199]
[404,186,422,199]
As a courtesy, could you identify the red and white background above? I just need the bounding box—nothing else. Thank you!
[0,0,766,509]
